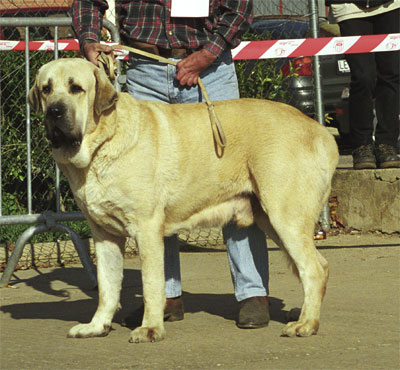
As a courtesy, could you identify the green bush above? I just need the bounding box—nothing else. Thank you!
[235,31,298,102]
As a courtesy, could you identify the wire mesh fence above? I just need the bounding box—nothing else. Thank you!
[1,1,332,270]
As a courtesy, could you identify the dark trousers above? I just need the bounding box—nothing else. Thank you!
[339,8,399,148]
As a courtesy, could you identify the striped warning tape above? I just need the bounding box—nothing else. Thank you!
[0,39,82,52]
[1,33,399,59]
[231,33,400,59]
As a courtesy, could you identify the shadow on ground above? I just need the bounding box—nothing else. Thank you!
[1,266,290,327]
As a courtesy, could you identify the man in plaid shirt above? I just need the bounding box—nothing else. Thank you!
[71,0,270,330]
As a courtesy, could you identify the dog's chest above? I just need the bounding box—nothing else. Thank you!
[73,178,131,237]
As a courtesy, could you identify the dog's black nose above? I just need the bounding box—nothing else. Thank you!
[47,103,65,119]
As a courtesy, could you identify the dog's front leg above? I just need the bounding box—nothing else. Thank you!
[68,229,125,338]
[129,224,166,343]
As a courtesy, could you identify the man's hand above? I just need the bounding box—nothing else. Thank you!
[83,42,113,66]
[175,49,217,86]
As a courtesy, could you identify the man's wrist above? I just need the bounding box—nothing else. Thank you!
[198,48,218,65]
[80,39,98,54]
[82,39,98,48]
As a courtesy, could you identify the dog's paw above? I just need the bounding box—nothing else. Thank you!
[281,319,319,337]
[129,326,166,343]
[67,322,111,338]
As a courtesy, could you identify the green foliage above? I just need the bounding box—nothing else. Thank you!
[235,31,299,102]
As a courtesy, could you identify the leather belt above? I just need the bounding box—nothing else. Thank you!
[128,40,191,59]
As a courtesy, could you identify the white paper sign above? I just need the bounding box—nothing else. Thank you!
[171,0,209,18]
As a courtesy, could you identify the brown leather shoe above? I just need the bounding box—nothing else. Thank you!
[121,296,184,328]
[237,296,270,329]
[164,296,184,321]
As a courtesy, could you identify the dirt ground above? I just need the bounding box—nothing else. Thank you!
[0,233,399,370]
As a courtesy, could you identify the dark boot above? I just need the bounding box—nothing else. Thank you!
[121,296,184,328]
[164,296,184,322]
[374,144,400,168]
[352,144,376,169]
[236,296,270,329]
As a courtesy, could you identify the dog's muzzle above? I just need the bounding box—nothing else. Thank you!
[44,103,82,149]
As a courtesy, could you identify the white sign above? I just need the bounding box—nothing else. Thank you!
[171,0,209,18]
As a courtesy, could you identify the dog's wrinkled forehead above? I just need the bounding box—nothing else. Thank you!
[38,59,96,94]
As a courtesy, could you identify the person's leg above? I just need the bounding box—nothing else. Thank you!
[339,17,379,168]
[339,18,377,148]
[372,9,400,167]
[222,223,269,300]
[176,53,270,327]
[163,235,182,298]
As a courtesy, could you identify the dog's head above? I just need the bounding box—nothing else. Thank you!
[29,58,117,167]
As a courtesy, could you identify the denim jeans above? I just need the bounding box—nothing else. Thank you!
[126,51,269,301]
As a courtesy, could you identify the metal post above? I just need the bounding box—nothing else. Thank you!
[309,0,331,231]
[0,61,2,217]
[54,25,62,213]
[309,0,325,126]
[25,27,33,215]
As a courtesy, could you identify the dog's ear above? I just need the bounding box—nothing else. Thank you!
[29,73,41,114]
[93,67,118,116]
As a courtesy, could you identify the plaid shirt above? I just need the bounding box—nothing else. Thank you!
[71,0,253,57]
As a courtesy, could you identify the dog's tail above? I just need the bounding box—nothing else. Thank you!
[312,130,340,219]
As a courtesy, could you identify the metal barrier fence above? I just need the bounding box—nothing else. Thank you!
[0,0,331,286]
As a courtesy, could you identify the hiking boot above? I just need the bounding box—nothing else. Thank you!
[236,296,270,329]
[121,296,184,328]
[374,144,400,168]
[352,144,376,169]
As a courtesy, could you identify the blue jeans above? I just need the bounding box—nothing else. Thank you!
[126,51,269,301]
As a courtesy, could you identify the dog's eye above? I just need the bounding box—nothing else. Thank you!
[71,84,84,94]
[42,85,51,94]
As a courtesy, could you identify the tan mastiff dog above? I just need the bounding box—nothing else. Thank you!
[29,58,339,343]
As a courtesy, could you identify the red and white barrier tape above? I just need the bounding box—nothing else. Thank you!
[0,39,82,52]
[1,33,399,59]
[232,33,400,59]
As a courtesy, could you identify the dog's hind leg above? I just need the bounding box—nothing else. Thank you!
[68,226,125,338]
[255,186,329,337]
[129,220,166,343]
[278,230,328,337]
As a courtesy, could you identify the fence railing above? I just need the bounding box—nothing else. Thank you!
[1,0,332,287]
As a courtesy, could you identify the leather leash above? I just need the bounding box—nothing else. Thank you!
[98,44,227,150]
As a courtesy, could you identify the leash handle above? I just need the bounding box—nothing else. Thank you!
[111,44,227,149]
[112,44,178,67]
[197,78,227,148]
[98,52,117,81]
